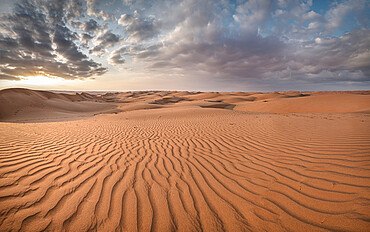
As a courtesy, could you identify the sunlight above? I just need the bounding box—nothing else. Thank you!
[0,74,93,90]
[17,75,68,86]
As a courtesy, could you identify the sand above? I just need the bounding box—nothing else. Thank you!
[0,88,119,122]
[0,88,370,231]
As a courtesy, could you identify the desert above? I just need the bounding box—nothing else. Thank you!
[0,88,369,231]
[1,1,370,231]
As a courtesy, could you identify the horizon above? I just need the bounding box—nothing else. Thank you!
[0,0,369,91]
[2,87,370,94]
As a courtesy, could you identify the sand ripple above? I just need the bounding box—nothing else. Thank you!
[0,108,370,231]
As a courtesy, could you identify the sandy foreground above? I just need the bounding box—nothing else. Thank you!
[0,88,370,231]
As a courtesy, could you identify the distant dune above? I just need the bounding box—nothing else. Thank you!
[1,88,369,123]
[0,88,369,231]
[113,89,370,115]
[0,88,119,122]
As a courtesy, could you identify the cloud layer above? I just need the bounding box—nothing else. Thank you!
[0,0,369,89]
[0,0,106,80]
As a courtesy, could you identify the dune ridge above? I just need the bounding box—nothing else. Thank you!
[1,88,370,123]
[0,88,369,231]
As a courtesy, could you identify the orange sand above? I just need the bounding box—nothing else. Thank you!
[0,88,369,231]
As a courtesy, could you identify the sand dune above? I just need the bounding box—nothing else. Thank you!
[0,88,369,231]
[3,89,365,120]
[0,88,118,122]
[112,90,370,115]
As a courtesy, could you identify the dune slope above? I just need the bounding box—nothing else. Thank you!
[0,88,118,122]
[234,93,370,113]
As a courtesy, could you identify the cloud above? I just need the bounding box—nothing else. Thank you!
[292,30,370,79]
[233,0,272,35]
[86,0,114,20]
[80,33,94,46]
[118,14,135,26]
[96,31,121,47]
[0,73,19,80]
[118,12,159,42]
[91,30,121,55]
[272,0,369,38]
[109,47,127,65]
[325,2,352,31]
[302,10,321,21]
[113,0,285,77]
[90,45,104,56]
[111,0,369,84]
[122,0,133,5]
[0,0,369,88]
[127,28,370,83]
[82,19,100,32]
[0,0,106,80]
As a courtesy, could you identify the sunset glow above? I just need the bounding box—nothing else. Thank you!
[18,75,66,86]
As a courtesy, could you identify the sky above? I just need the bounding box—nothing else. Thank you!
[0,0,369,91]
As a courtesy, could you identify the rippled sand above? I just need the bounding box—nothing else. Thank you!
[1,89,370,231]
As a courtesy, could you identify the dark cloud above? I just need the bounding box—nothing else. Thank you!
[90,45,104,56]
[0,0,106,80]
[0,73,20,81]
[109,54,125,65]
[0,36,18,49]
[80,33,94,46]
[90,30,121,55]
[109,44,161,66]
[82,19,99,32]
[109,47,127,65]
[96,31,120,47]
